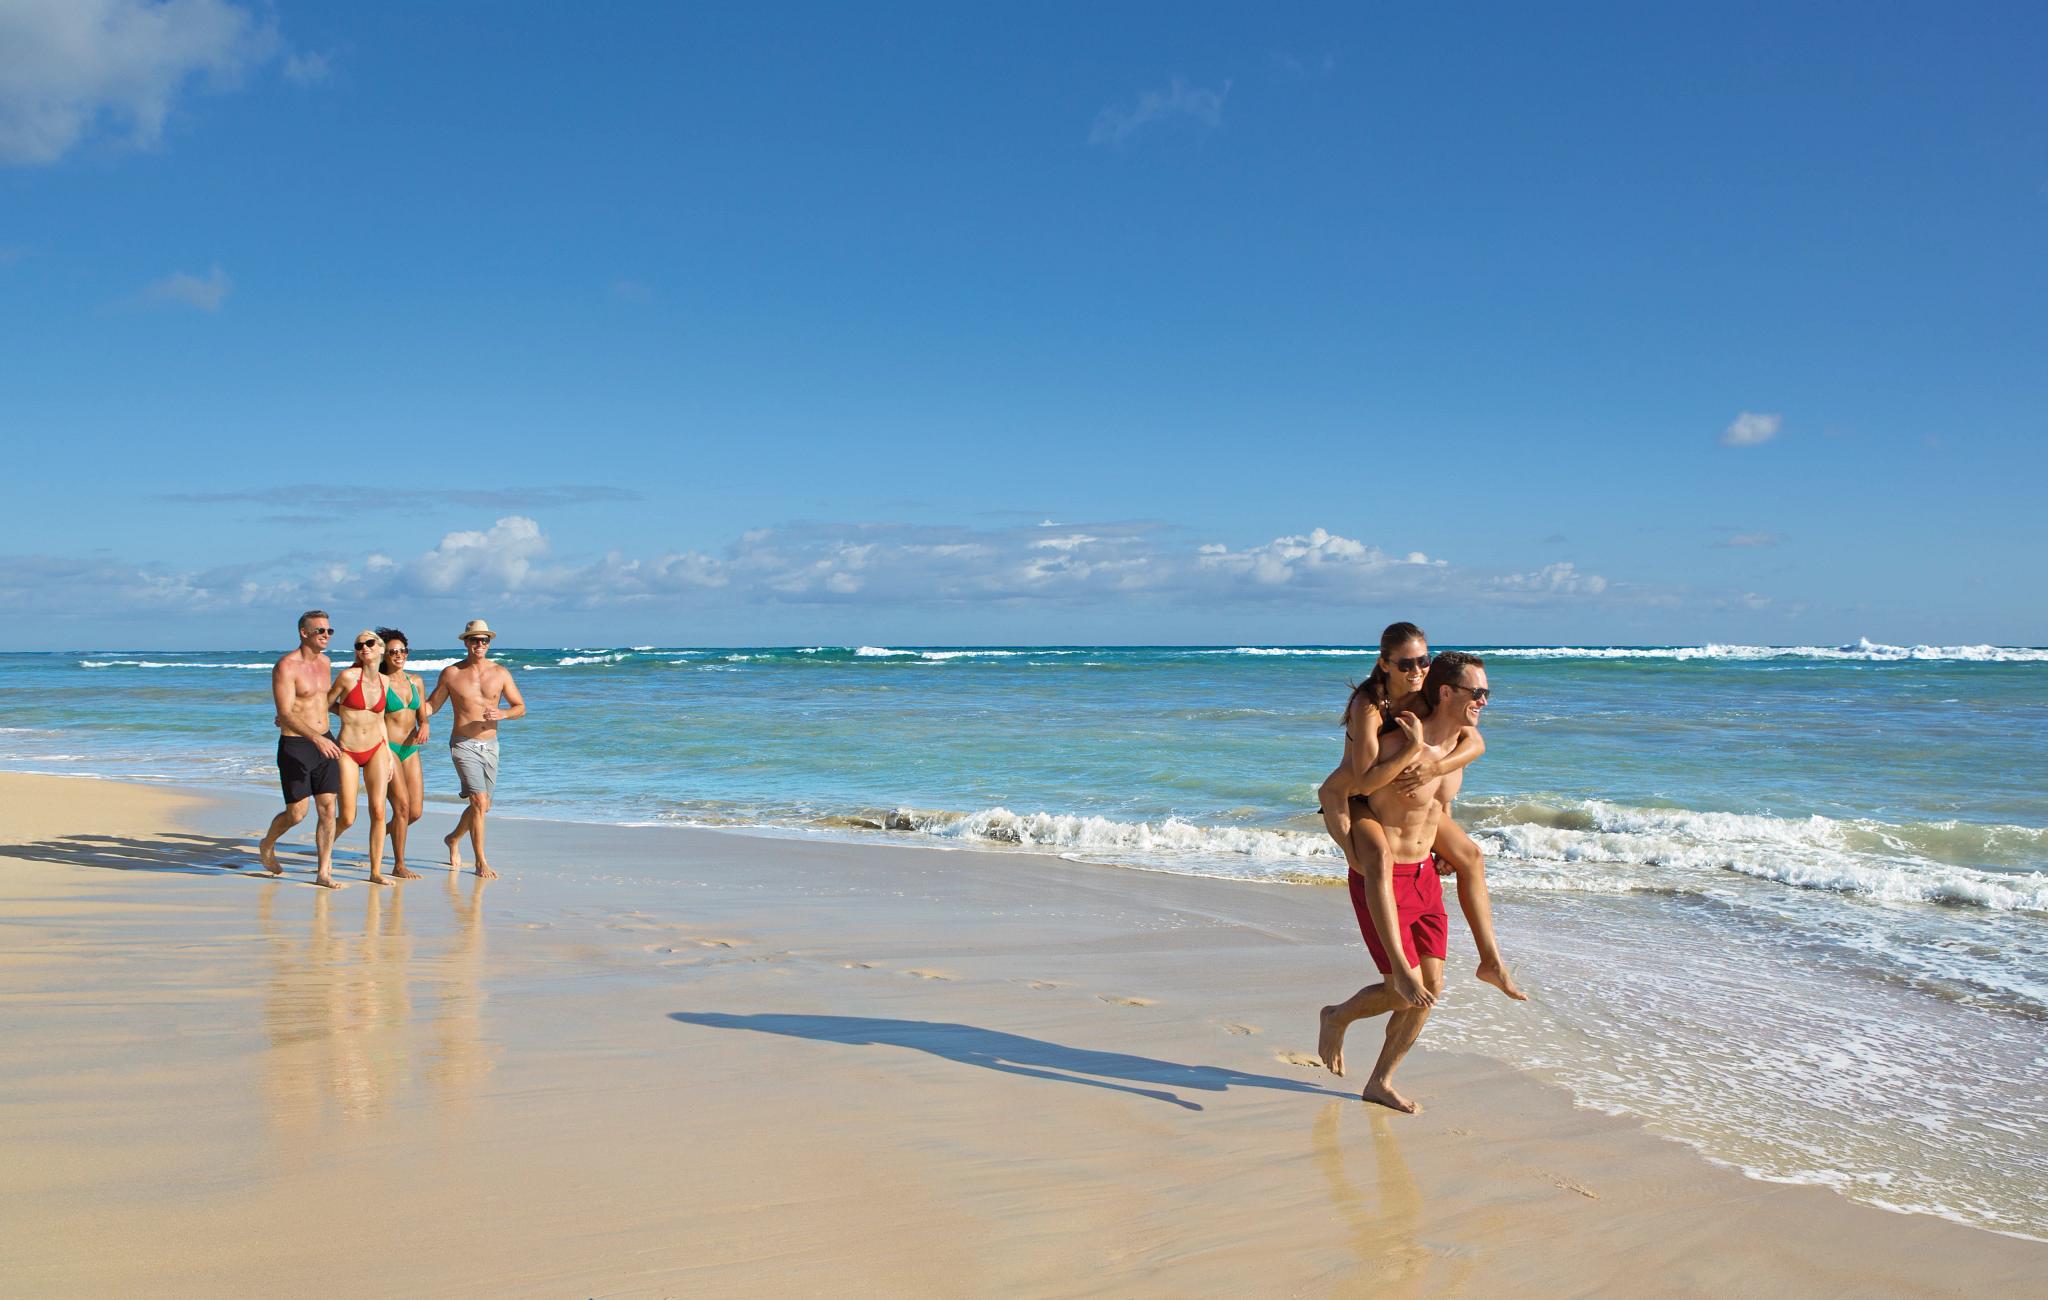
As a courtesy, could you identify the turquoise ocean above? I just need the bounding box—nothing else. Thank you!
[3,641,2044,1238]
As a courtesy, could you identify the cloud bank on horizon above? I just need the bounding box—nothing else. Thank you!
[0,516,1626,622]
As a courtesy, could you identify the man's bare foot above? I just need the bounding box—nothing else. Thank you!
[443,831,463,869]
[473,861,498,880]
[1362,1079,1421,1114]
[1476,960,1528,1001]
[1391,965,1435,1008]
[392,865,421,881]
[314,871,338,890]
[1318,1005,1348,1077]
[368,872,392,886]
[258,841,285,876]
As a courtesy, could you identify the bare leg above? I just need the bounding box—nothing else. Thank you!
[1434,817,1525,1001]
[385,757,420,880]
[1363,958,1444,1113]
[364,748,394,884]
[1318,980,1410,1077]
[443,806,469,869]
[312,794,339,889]
[466,792,497,879]
[335,755,360,837]
[1349,817,1431,1009]
[1318,770,1360,871]
[258,799,307,874]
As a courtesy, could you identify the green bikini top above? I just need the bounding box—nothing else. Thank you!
[384,679,422,714]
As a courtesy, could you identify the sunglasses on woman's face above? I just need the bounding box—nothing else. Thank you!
[356,640,379,650]
[1391,654,1431,673]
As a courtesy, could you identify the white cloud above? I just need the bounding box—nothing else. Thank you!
[1088,78,1230,147]
[1486,562,1608,597]
[412,516,554,596]
[138,262,230,310]
[1716,530,1783,549]
[1720,411,1782,447]
[0,0,286,164]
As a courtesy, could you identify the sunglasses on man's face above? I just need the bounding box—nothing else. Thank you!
[464,636,491,645]
[309,627,333,636]
[1391,654,1431,673]
[1451,684,1491,703]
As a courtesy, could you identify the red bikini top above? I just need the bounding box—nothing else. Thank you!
[342,670,386,713]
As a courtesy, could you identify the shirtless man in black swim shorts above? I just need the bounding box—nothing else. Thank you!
[257,609,346,888]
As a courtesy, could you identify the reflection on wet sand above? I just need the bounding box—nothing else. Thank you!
[427,872,495,1101]
[1313,1103,1475,1295]
[260,887,412,1125]
[257,877,494,1130]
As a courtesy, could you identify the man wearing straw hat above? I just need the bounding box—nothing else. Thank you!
[425,619,527,878]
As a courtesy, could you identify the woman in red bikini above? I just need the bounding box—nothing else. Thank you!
[327,629,401,885]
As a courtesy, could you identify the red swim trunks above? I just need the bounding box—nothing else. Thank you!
[1348,858,1449,974]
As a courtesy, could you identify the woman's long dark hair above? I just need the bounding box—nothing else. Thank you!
[377,627,408,676]
[1340,621,1426,730]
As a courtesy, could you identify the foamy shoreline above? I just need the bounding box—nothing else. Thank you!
[2,770,2041,1295]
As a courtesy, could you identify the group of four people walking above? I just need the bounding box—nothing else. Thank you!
[258,612,524,889]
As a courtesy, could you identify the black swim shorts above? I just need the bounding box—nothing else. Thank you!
[277,735,341,803]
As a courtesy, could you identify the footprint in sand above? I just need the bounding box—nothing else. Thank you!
[1219,1021,1259,1036]
[1277,1051,1322,1068]
[1024,980,1065,991]
[903,968,955,981]
[1097,994,1155,1007]
[1554,1179,1599,1199]
[841,961,878,970]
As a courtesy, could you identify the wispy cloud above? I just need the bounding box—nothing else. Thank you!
[1719,411,1782,447]
[1269,51,1337,79]
[137,263,231,310]
[1088,78,1230,148]
[0,0,290,165]
[1713,530,1784,549]
[281,49,330,86]
[158,485,642,514]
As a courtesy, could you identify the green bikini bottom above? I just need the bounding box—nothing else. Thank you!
[389,742,424,763]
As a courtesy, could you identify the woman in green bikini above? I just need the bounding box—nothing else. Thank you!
[378,627,430,880]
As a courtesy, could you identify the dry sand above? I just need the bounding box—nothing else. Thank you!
[1,770,2040,1297]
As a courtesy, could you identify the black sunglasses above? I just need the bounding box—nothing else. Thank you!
[1451,684,1491,703]
[355,639,380,650]
[1391,654,1430,672]
[308,627,334,636]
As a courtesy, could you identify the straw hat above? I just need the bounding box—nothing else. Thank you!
[459,619,496,642]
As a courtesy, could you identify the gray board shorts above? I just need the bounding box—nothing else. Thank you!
[450,737,499,798]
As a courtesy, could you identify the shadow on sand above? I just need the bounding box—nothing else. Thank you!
[671,1011,1346,1111]
[0,831,257,877]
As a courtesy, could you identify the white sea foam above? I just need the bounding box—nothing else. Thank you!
[854,646,915,657]
[558,652,633,666]
[404,657,459,671]
[1470,799,2048,912]
[78,659,270,669]
[1478,639,2048,663]
[1203,647,1374,657]
[890,806,1339,864]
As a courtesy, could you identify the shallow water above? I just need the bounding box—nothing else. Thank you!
[2,640,2043,1235]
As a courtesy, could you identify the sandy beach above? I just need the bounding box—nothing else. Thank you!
[1,769,2039,1297]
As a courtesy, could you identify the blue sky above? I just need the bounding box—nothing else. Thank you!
[2,1,2043,649]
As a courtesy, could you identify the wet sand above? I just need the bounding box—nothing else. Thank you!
[1,771,2040,1297]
